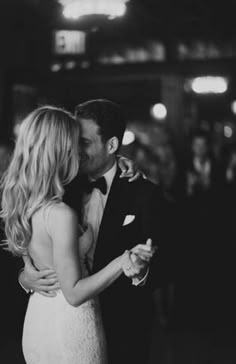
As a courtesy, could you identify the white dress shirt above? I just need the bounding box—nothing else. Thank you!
[193,157,211,183]
[82,163,117,270]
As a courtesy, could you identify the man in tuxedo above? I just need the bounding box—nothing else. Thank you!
[20,99,169,364]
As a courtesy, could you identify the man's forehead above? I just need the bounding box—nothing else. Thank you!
[79,118,99,137]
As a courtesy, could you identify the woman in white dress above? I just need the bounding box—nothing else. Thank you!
[0,106,153,364]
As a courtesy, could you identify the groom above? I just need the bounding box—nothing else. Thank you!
[20,99,169,364]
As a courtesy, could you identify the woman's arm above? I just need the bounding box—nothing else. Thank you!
[49,203,128,307]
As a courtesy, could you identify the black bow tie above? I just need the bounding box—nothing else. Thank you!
[85,176,107,195]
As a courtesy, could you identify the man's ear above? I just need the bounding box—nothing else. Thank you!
[107,137,119,155]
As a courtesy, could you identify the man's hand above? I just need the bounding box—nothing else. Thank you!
[122,239,157,280]
[19,257,59,297]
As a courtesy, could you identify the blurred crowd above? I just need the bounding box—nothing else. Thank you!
[123,127,236,330]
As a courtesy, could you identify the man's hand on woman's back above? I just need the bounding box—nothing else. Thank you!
[19,257,59,297]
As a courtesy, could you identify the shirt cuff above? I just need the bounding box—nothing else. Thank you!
[18,268,33,294]
[132,267,149,287]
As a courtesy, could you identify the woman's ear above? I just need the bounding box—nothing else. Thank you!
[107,137,119,155]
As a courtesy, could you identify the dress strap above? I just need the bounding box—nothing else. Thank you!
[44,204,55,237]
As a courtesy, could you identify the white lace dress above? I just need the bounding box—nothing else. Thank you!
[22,223,107,364]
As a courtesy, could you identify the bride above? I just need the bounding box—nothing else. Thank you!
[0,106,154,364]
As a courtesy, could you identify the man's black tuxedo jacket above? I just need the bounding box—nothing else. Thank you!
[64,169,170,363]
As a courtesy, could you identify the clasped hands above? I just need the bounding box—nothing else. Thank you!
[121,239,157,281]
[19,238,156,296]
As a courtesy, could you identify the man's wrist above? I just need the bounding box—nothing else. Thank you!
[132,267,149,287]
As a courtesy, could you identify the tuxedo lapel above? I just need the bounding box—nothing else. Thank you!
[99,170,125,235]
[93,169,128,271]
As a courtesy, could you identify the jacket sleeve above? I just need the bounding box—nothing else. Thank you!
[138,183,177,290]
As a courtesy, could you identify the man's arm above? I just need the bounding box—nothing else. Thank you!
[142,184,175,290]
[19,255,59,297]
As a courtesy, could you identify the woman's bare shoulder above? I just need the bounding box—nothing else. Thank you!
[50,202,78,222]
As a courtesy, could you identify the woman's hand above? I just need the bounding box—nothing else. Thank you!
[122,239,157,278]
[119,250,132,269]
[117,155,144,182]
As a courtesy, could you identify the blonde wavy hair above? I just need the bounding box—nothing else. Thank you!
[0,105,80,256]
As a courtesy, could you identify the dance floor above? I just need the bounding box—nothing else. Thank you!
[2,323,236,364]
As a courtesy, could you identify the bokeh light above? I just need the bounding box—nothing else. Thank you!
[231,100,236,114]
[151,103,167,120]
[122,130,135,145]
[191,76,228,94]
[224,125,233,138]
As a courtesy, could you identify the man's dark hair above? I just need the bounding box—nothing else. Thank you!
[75,99,126,149]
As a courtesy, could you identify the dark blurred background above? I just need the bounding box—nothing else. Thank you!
[1,0,236,363]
